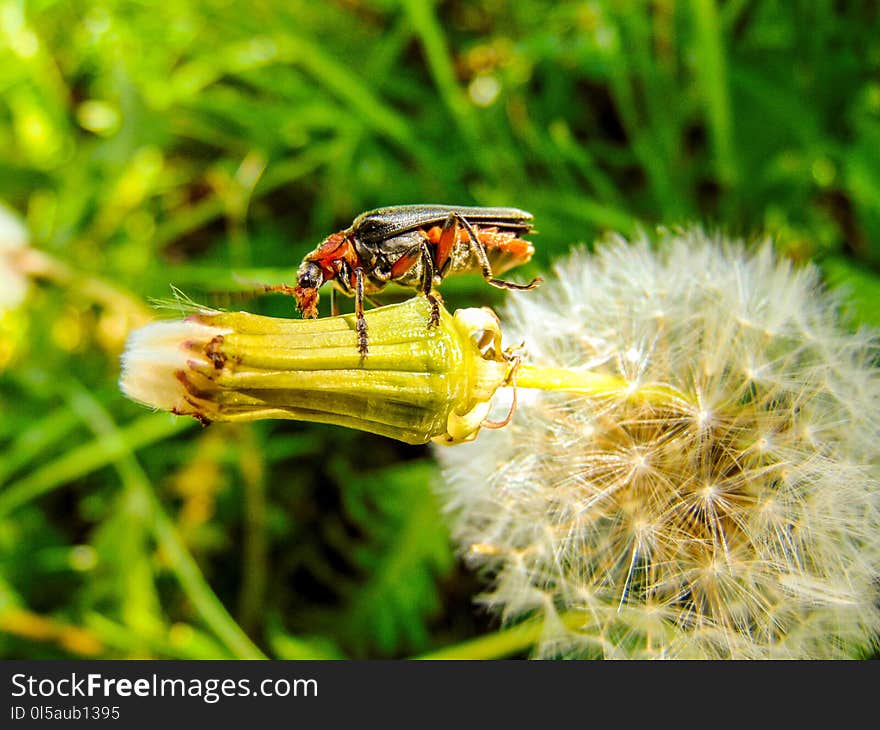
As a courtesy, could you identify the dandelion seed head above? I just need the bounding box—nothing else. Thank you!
[435,228,880,659]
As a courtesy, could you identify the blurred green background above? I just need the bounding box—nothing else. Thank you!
[1,0,879,659]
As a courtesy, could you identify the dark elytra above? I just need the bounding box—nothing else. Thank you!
[350,205,534,245]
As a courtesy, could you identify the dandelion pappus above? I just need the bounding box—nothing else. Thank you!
[276,204,541,356]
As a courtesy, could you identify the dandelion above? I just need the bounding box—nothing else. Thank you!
[120,297,511,445]
[120,227,880,658]
[435,228,880,659]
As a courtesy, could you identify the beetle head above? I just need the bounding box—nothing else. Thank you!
[294,260,324,318]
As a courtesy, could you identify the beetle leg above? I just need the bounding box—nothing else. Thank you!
[418,238,441,328]
[335,269,379,325]
[434,216,458,275]
[354,267,368,357]
[451,213,542,291]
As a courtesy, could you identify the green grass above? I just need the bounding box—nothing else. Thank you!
[1,0,879,659]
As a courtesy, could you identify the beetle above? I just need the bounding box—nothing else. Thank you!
[277,205,541,356]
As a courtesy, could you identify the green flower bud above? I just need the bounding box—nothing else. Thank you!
[120,297,509,445]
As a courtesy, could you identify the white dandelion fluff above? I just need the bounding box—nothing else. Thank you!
[435,228,880,659]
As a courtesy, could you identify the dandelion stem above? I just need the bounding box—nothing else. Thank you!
[516,365,691,407]
[413,612,587,660]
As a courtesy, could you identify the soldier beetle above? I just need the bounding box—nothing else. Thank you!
[275,205,541,355]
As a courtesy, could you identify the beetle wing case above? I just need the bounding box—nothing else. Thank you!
[351,205,534,244]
